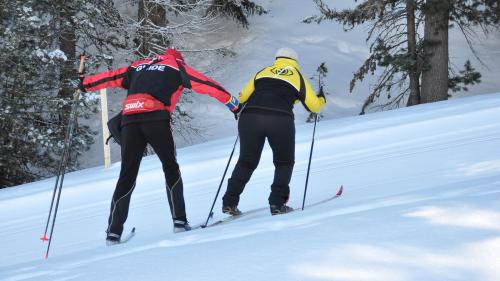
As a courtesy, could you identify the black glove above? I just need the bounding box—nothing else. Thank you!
[233,104,243,120]
[78,74,87,93]
[317,87,326,102]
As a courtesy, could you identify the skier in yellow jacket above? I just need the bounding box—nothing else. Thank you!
[222,47,326,215]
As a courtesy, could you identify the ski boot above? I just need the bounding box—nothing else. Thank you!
[270,204,294,216]
[106,233,121,246]
[222,205,242,216]
[173,219,192,233]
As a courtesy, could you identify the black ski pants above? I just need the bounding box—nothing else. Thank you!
[222,110,295,208]
[107,120,185,236]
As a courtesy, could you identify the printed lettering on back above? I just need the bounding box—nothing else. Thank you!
[135,64,166,72]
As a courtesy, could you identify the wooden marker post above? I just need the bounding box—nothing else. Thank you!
[100,88,111,168]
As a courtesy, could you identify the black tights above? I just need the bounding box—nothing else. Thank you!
[222,110,295,207]
[107,120,185,236]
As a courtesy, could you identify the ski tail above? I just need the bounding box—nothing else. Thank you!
[335,185,343,197]
[121,227,136,243]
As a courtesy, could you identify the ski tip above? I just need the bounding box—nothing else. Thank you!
[336,185,344,197]
[44,253,49,260]
[40,235,49,242]
[131,227,136,233]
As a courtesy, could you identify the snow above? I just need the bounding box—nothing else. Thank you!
[33,49,68,62]
[48,50,67,61]
[1,93,500,281]
[34,49,45,59]
[26,16,41,23]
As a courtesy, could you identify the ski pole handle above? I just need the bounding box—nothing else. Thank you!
[78,54,86,74]
[76,54,86,96]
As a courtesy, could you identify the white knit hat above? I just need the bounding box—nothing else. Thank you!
[275,47,298,61]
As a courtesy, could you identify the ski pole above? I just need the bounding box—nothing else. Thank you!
[202,134,239,228]
[41,55,87,242]
[43,54,86,259]
[40,153,66,242]
[301,113,318,210]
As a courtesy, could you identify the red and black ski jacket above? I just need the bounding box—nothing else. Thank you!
[82,54,235,125]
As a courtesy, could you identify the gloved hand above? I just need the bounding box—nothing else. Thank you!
[78,74,87,93]
[225,96,240,119]
[317,87,326,103]
[232,104,243,120]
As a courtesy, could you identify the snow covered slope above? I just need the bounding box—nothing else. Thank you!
[1,93,500,281]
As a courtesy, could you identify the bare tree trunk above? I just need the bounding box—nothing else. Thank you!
[421,0,449,103]
[406,0,421,106]
[138,0,168,57]
[59,13,76,123]
[59,30,76,98]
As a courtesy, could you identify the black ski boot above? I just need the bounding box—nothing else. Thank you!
[106,233,121,246]
[173,219,192,233]
[222,205,242,216]
[270,205,294,215]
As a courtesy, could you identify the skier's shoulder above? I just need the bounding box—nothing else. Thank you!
[257,58,301,77]
[130,58,153,68]
[254,60,302,91]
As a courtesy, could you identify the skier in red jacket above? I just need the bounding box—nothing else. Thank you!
[80,49,239,245]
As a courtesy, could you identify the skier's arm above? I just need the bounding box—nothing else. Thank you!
[298,75,326,113]
[82,66,129,92]
[181,63,239,111]
[238,75,256,104]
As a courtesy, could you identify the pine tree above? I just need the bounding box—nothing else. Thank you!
[304,0,426,114]
[207,0,267,27]
[306,0,499,114]
[420,0,498,103]
[0,0,127,187]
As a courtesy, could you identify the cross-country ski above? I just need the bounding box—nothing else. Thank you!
[198,185,344,229]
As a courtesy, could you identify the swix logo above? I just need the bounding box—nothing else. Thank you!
[122,94,160,115]
[125,101,144,110]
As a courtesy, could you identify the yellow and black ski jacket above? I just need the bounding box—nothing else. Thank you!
[238,57,326,116]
